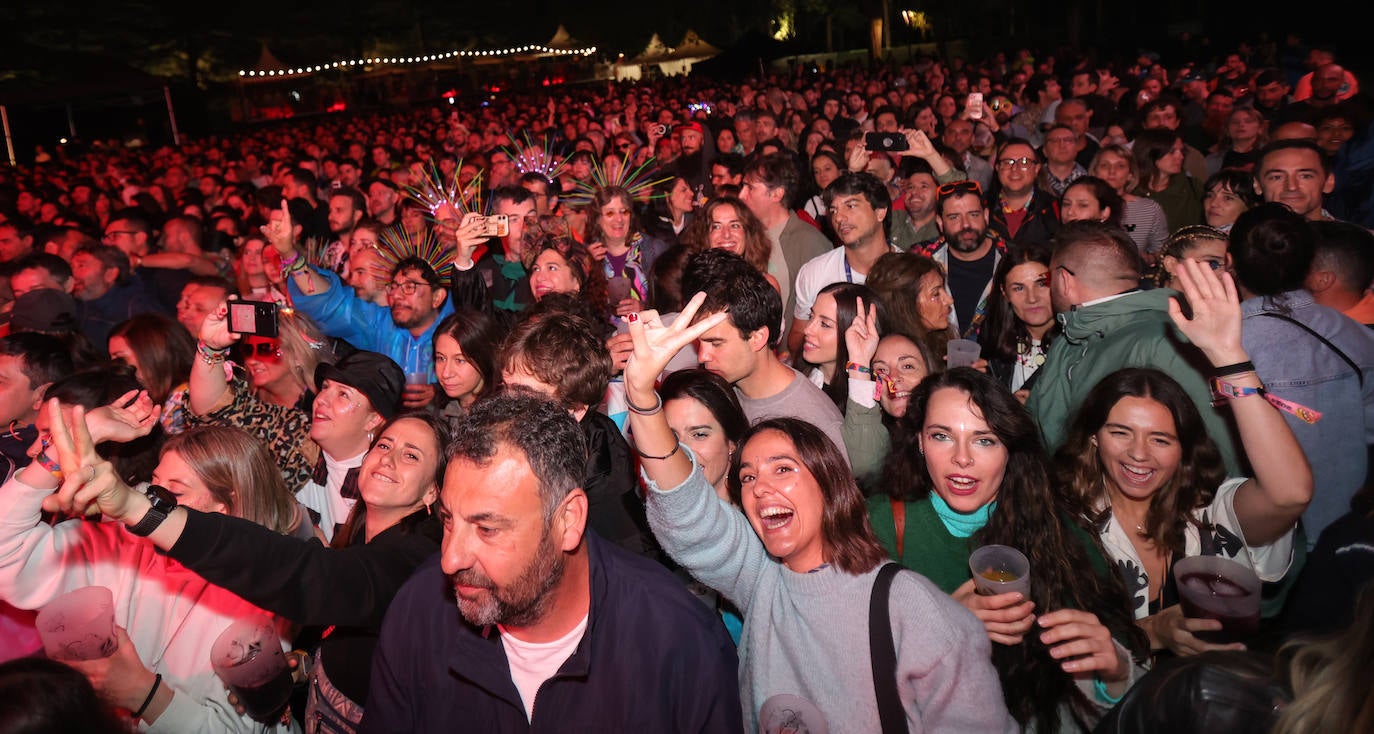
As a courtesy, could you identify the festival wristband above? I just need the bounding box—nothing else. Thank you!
[1210,377,1322,424]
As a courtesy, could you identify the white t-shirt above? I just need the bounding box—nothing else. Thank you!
[792,247,862,322]
[499,615,589,721]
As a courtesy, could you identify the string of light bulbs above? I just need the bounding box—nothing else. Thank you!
[239,44,597,78]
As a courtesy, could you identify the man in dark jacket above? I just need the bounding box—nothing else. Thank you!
[360,392,741,732]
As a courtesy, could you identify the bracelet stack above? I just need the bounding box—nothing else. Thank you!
[197,342,230,367]
[625,391,663,416]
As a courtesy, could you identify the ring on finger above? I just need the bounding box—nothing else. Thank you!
[85,465,96,483]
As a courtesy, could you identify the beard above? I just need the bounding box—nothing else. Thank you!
[450,527,566,628]
[948,226,987,254]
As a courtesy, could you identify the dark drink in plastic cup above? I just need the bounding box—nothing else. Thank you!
[1173,556,1261,644]
[211,618,292,724]
[231,666,294,723]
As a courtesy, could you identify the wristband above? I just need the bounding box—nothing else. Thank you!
[845,361,872,375]
[132,673,162,719]
[278,250,299,266]
[35,450,63,480]
[1092,675,1124,706]
[1211,377,1322,424]
[197,342,230,366]
[635,441,681,461]
[1212,360,1255,378]
[625,391,663,416]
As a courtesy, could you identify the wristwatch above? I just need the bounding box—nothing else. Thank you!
[128,485,178,537]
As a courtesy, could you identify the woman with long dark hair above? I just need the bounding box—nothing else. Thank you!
[874,367,1148,731]
[622,294,1017,732]
[1133,129,1205,233]
[1055,259,1312,657]
[980,243,1059,398]
[431,309,502,432]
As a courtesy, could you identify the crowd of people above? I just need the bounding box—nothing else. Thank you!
[1,32,1372,734]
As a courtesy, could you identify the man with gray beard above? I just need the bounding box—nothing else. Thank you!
[360,393,741,732]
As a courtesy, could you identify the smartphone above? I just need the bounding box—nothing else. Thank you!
[227,300,279,338]
[864,131,909,152]
[476,214,510,238]
[967,92,984,120]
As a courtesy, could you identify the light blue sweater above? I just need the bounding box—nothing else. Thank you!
[643,455,1018,733]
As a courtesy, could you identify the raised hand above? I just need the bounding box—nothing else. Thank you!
[847,142,872,173]
[1167,257,1247,365]
[261,200,295,256]
[623,292,727,395]
[843,296,880,370]
[39,400,141,522]
[901,129,937,159]
[84,389,161,445]
[199,299,240,350]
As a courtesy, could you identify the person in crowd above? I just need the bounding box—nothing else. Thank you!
[265,201,452,409]
[869,330,937,421]
[447,185,539,322]
[1151,224,1231,289]
[865,250,956,361]
[2,398,300,733]
[1054,260,1313,655]
[873,367,1148,731]
[682,196,783,297]
[233,234,291,306]
[585,185,671,319]
[1202,168,1260,231]
[980,243,1059,398]
[986,138,1061,247]
[789,172,898,356]
[737,152,832,347]
[174,275,233,342]
[1206,107,1269,175]
[239,307,335,412]
[499,309,657,560]
[431,309,503,432]
[68,243,162,348]
[68,409,448,730]
[362,392,742,730]
[1228,204,1374,548]
[0,332,74,468]
[917,180,1007,339]
[681,249,848,460]
[1255,139,1337,221]
[1039,124,1088,197]
[107,312,195,434]
[802,149,844,236]
[622,292,1017,732]
[526,233,609,322]
[1306,220,1374,326]
[1090,145,1171,260]
[1058,176,1125,228]
[643,175,696,243]
[1133,128,1205,232]
[1028,221,1242,472]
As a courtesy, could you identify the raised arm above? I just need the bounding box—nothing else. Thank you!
[187,299,237,416]
[264,199,330,296]
[1168,258,1313,545]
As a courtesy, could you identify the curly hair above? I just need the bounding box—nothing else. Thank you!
[1053,368,1227,553]
[680,196,772,276]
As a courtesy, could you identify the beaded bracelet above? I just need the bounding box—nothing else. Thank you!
[197,342,230,366]
[845,361,873,375]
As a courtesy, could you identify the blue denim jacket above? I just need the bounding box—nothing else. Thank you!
[1241,290,1374,547]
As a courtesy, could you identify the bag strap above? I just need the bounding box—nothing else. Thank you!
[870,562,906,734]
[890,498,907,559]
[1258,312,1363,387]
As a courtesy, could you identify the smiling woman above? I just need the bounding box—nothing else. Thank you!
[623,295,1017,733]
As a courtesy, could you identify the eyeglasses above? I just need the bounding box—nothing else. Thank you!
[103,230,137,239]
[995,156,1038,170]
[385,280,429,295]
[1055,264,1076,277]
[936,180,983,200]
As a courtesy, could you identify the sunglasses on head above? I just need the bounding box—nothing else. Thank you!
[936,180,983,199]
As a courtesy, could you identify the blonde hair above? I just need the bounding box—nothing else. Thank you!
[162,426,300,535]
[276,308,335,396]
[1272,590,1374,734]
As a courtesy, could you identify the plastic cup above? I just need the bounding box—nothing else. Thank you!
[210,618,292,724]
[969,544,1031,597]
[405,372,429,386]
[606,275,633,304]
[36,586,119,661]
[1173,555,1261,644]
[946,338,982,368]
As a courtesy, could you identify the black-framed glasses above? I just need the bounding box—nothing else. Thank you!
[936,180,982,200]
[385,280,429,295]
